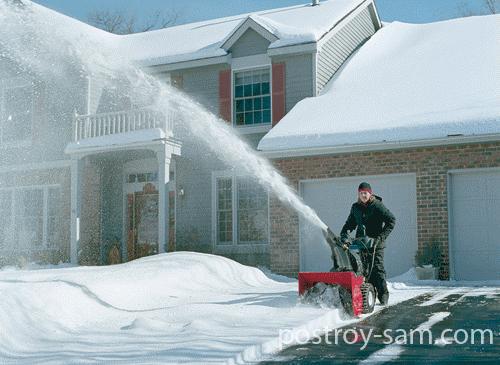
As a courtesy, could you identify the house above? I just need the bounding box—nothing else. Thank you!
[3,0,496,281]
[258,15,500,281]
[0,0,382,268]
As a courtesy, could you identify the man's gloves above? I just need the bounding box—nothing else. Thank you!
[341,238,351,251]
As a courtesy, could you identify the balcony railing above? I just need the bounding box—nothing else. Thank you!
[73,108,174,142]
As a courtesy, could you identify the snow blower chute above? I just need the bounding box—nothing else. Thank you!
[298,227,377,316]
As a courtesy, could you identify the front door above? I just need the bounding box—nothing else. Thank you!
[126,182,159,261]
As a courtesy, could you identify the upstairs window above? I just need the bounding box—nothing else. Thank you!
[234,68,271,126]
[0,83,33,145]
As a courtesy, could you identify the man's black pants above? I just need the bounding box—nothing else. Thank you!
[367,246,389,300]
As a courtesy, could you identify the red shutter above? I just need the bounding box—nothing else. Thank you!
[272,63,286,126]
[219,69,232,123]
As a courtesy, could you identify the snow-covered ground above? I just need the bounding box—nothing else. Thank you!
[0,253,496,364]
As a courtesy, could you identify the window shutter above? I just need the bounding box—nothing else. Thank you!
[272,63,285,126]
[219,69,232,123]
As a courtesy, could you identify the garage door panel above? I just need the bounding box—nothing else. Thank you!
[450,169,500,281]
[449,229,489,247]
[451,200,491,227]
[453,253,498,281]
[300,174,417,278]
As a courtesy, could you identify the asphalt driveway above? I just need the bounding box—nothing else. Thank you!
[260,287,499,364]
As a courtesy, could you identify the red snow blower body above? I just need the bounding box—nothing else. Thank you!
[298,227,376,317]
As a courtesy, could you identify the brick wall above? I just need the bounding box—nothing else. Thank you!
[269,141,500,279]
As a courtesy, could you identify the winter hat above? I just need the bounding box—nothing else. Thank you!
[358,182,372,193]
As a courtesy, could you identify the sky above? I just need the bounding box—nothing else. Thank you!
[30,0,489,28]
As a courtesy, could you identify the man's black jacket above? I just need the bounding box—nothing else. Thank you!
[340,195,396,247]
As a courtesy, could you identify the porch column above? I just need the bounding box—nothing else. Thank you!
[156,141,181,254]
[157,148,171,254]
[70,157,83,264]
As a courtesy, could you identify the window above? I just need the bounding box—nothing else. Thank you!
[127,172,158,183]
[215,175,268,245]
[0,191,13,250]
[0,83,33,144]
[234,68,271,126]
[216,177,233,244]
[0,186,62,251]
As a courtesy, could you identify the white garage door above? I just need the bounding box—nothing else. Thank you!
[299,174,417,278]
[449,169,500,281]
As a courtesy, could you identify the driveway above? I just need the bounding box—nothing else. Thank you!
[260,286,499,364]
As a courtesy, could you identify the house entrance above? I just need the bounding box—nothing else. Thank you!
[124,172,159,261]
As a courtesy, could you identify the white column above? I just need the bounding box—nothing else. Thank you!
[70,157,83,264]
[157,147,170,254]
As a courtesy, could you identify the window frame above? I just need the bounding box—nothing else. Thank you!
[231,65,273,132]
[212,171,270,247]
[0,184,61,251]
[0,78,35,148]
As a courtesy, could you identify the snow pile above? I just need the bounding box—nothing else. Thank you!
[259,15,500,152]
[0,252,432,364]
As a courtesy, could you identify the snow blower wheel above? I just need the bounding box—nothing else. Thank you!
[360,282,376,314]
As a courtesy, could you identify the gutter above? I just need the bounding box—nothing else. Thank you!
[259,133,500,159]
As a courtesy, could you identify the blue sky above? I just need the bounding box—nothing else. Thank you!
[32,0,487,26]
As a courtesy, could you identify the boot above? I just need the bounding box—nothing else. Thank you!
[379,292,389,305]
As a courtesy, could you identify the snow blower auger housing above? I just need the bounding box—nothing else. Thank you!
[298,227,376,317]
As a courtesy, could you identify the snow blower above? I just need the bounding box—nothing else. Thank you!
[299,226,377,316]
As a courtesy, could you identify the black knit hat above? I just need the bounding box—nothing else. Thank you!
[358,182,372,193]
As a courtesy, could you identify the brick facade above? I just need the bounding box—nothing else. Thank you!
[269,141,500,279]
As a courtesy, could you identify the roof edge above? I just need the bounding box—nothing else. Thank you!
[259,133,500,159]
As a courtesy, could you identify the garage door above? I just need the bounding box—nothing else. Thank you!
[300,174,417,278]
[449,169,500,281]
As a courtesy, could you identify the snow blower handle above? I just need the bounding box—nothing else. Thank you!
[323,227,349,250]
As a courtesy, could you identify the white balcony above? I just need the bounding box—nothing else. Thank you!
[73,108,174,142]
[66,108,179,156]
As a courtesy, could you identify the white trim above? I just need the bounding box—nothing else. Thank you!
[235,124,272,135]
[221,17,278,51]
[231,54,271,71]
[147,55,231,73]
[299,172,417,185]
[312,51,318,97]
[446,172,454,280]
[232,65,272,127]
[447,166,500,175]
[65,138,181,157]
[317,1,371,48]
[369,0,383,29]
[267,42,317,57]
[0,160,71,174]
[260,134,500,159]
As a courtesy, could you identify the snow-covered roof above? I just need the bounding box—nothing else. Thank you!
[258,15,500,153]
[121,0,366,66]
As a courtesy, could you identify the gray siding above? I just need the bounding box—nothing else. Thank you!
[316,5,376,94]
[174,146,228,253]
[0,60,87,166]
[230,29,270,58]
[172,63,227,115]
[272,53,314,113]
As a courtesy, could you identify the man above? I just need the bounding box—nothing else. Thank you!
[340,182,396,305]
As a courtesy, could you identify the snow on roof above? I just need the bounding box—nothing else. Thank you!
[121,0,365,66]
[21,0,367,66]
[258,15,500,153]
